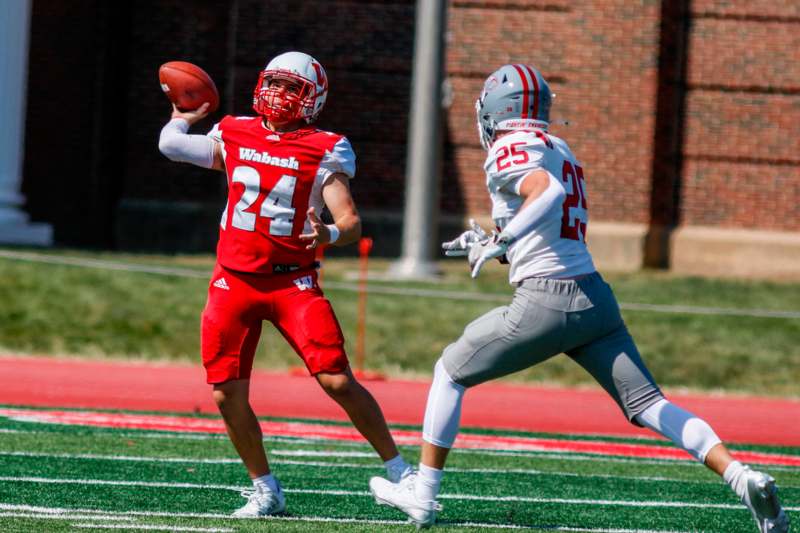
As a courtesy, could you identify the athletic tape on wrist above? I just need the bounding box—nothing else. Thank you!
[326,224,340,244]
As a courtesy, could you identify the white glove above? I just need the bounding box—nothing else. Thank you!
[441,219,490,257]
[469,231,513,278]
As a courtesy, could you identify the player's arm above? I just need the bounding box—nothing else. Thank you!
[501,169,564,241]
[299,173,361,249]
[158,103,224,171]
[469,169,564,278]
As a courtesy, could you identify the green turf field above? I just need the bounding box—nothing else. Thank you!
[1,249,799,396]
[0,406,797,532]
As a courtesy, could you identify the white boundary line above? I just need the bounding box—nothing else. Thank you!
[1,475,797,512]
[456,447,800,472]
[0,450,745,487]
[0,503,697,532]
[71,525,232,532]
[1,249,798,319]
[2,425,799,472]
[0,512,132,521]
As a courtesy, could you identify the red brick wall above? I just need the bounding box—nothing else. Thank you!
[445,0,662,224]
[680,1,800,230]
[446,0,799,233]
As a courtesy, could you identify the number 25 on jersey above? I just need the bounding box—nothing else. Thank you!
[560,160,587,242]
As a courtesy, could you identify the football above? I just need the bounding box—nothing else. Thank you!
[158,61,219,112]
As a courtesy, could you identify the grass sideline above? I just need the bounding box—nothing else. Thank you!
[0,406,798,532]
[0,248,799,396]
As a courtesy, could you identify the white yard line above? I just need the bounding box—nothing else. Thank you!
[0,503,230,519]
[72,525,232,532]
[2,435,799,472]
[0,512,132,521]
[272,449,377,458]
[2,249,798,319]
[0,450,240,464]
[0,450,729,486]
[3,424,799,473]
[0,476,243,491]
[2,476,798,512]
[0,503,693,532]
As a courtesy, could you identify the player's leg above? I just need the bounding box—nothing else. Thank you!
[213,377,267,479]
[567,276,788,532]
[201,268,285,517]
[273,276,411,482]
[315,367,407,469]
[636,396,789,532]
[372,286,567,527]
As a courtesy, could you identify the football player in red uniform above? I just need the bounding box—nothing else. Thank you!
[158,51,411,517]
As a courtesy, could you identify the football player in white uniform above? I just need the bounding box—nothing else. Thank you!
[369,64,789,533]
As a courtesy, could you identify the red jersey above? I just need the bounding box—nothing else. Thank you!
[207,116,356,274]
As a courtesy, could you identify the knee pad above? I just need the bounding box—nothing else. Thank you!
[422,358,466,449]
[635,399,722,463]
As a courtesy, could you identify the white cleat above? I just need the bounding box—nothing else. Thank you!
[370,475,441,529]
[232,481,286,518]
[741,469,789,533]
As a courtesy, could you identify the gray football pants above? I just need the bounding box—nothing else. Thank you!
[441,272,664,423]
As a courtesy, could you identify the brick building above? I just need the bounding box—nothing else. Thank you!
[18,0,800,278]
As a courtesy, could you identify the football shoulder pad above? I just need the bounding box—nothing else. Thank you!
[319,135,356,180]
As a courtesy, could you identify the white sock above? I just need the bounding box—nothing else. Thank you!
[422,358,466,448]
[253,473,279,493]
[723,460,748,500]
[384,454,411,480]
[415,463,444,502]
[634,399,722,463]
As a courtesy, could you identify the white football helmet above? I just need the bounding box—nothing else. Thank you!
[253,51,328,124]
[475,64,552,149]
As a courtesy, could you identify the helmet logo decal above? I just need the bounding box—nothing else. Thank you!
[512,65,530,119]
[486,76,499,91]
[312,62,327,89]
[523,64,540,121]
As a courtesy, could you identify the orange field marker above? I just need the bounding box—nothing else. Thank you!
[353,237,384,381]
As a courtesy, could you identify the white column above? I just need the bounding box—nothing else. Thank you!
[0,0,52,245]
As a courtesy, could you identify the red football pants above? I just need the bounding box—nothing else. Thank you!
[200,263,349,384]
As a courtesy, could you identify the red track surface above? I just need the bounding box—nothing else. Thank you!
[2,355,798,446]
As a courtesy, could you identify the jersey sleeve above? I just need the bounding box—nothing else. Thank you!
[486,133,548,194]
[206,115,233,142]
[206,123,222,143]
[318,136,356,184]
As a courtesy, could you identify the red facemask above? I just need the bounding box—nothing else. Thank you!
[252,71,315,124]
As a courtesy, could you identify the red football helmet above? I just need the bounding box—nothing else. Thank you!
[253,51,328,124]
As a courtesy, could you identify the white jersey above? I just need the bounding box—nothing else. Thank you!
[485,130,595,282]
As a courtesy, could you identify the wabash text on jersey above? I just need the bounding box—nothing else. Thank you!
[207,115,355,274]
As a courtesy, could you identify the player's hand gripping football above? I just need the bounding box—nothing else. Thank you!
[299,207,331,249]
[170,102,211,126]
[441,219,490,257]
[469,231,513,279]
